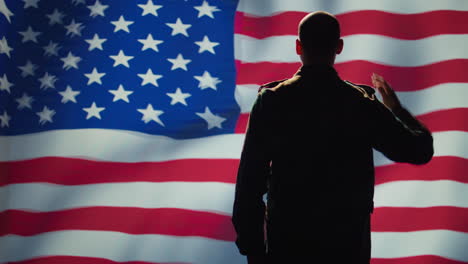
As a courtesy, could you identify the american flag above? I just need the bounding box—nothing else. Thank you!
[0,0,467,263]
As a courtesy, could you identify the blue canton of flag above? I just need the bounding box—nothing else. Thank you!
[0,0,240,139]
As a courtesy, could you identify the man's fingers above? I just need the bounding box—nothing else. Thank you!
[372,73,393,94]
[371,74,380,88]
[371,75,386,95]
[373,73,385,82]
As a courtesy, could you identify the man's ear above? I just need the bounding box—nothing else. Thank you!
[336,39,344,54]
[296,39,303,55]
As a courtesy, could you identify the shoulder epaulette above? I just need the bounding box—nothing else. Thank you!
[344,80,376,101]
[258,79,289,92]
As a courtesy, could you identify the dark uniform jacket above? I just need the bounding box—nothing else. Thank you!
[231,65,433,263]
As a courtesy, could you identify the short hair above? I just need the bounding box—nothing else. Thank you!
[298,11,341,57]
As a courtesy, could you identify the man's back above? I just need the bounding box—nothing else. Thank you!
[232,11,433,264]
[232,65,433,263]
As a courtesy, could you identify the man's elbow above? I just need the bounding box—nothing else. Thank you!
[412,147,433,165]
[411,138,434,165]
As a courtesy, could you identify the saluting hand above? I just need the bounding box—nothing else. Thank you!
[371,73,402,111]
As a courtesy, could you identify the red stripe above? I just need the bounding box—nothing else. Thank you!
[7,256,188,264]
[8,252,465,264]
[375,156,468,185]
[2,204,466,242]
[372,206,468,232]
[235,10,468,39]
[0,158,239,186]
[2,205,466,242]
[0,207,236,241]
[8,155,464,186]
[372,255,466,264]
[234,112,249,134]
[6,155,466,187]
[236,59,468,92]
[235,108,468,134]
[418,108,468,133]
[398,108,462,134]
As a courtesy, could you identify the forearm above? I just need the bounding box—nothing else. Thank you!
[232,157,269,255]
[372,74,434,164]
[391,106,430,134]
[390,106,434,164]
[232,188,267,255]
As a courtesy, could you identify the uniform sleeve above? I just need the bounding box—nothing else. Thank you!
[232,91,271,256]
[370,100,434,164]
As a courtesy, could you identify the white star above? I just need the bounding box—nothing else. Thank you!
[0,111,10,127]
[87,0,108,17]
[0,74,13,93]
[23,0,40,9]
[83,102,105,120]
[138,0,162,17]
[167,53,191,71]
[43,41,61,57]
[18,60,38,77]
[16,93,34,110]
[166,18,191,37]
[85,33,107,51]
[111,16,134,33]
[167,88,191,106]
[194,0,220,18]
[84,67,106,85]
[137,104,164,126]
[194,71,221,90]
[196,107,226,129]
[195,35,219,54]
[109,50,134,68]
[0,0,13,23]
[18,26,41,43]
[109,84,133,103]
[36,106,55,125]
[59,85,80,103]
[46,9,65,25]
[38,72,57,90]
[60,52,81,70]
[137,69,162,87]
[72,0,85,5]
[65,19,84,37]
[0,36,13,58]
[138,34,163,52]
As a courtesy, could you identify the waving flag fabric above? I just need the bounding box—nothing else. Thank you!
[0,0,467,264]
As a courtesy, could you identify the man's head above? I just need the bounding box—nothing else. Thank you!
[296,11,343,65]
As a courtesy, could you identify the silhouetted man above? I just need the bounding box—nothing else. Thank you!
[232,11,433,264]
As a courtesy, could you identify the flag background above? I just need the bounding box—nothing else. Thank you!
[1,0,468,264]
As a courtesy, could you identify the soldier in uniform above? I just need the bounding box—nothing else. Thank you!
[231,11,434,264]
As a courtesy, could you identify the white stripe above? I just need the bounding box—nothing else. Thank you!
[374,131,468,167]
[395,83,468,116]
[0,130,465,165]
[1,229,468,263]
[0,129,244,162]
[0,231,244,264]
[235,83,468,115]
[234,34,468,66]
[372,230,468,261]
[0,182,235,214]
[235,84,258,113]
[1,180,467,215]
[237,0,468,16]
[374,180,468,208]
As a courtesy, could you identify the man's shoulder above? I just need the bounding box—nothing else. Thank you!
[258,76,301,93]
[343,80,376,101]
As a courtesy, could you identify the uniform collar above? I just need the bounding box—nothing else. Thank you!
[295,64,339,79]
